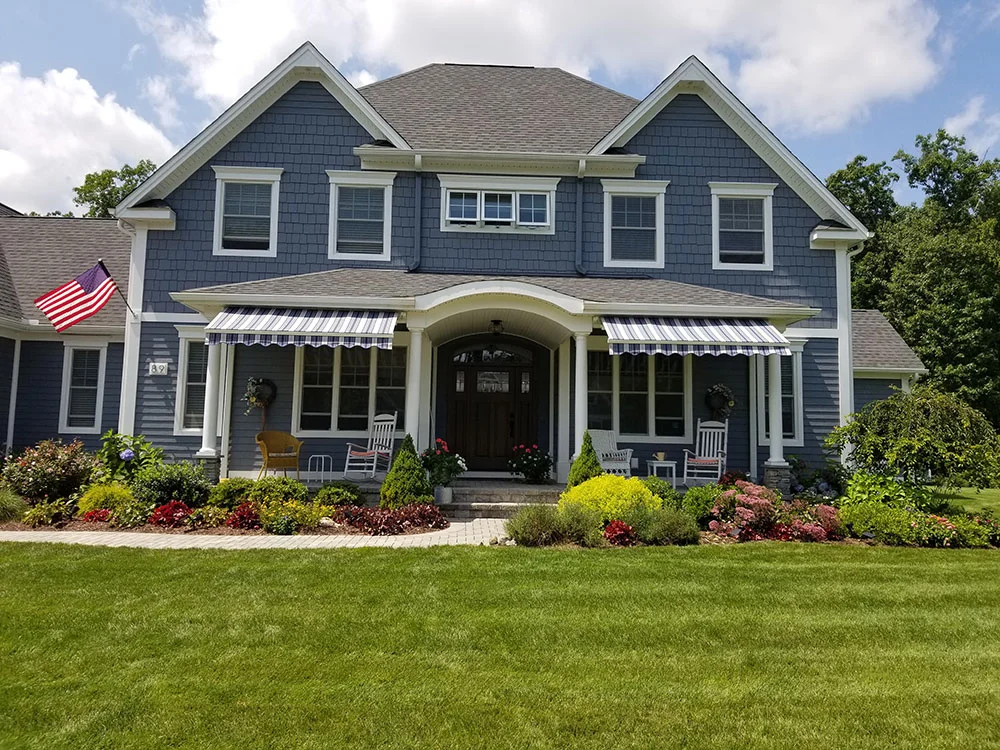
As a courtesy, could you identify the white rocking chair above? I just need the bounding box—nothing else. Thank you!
[344,412,398,479]
[588,429,633,477]
[683,419,728,486]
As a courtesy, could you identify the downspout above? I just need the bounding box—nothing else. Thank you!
[575,174,586,276]
[5,338,20,456]
[408,167,423,272]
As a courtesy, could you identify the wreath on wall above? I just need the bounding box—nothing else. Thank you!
[705,383,736,420]
[243,377,277,422]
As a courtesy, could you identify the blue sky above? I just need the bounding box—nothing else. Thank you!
[1,0,998,212]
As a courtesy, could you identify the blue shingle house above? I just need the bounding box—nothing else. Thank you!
[1,42,925,489]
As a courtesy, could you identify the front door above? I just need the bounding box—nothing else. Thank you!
[446,340,538,471]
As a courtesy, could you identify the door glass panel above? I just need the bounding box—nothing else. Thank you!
[521,372,530,394]
[455,371,465,393]
[454,344,533,365]
[476,371,509,393]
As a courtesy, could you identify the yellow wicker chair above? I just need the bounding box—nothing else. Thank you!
[255,431,303,480]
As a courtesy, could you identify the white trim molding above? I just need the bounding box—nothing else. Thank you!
[601,179,669,269]
[5,338,20,455]
[590,56,869,238]
[756,347,804,448]
[212,166,283,258]
[437,174,560,235]
[173,326,213,436]
[709,182,776,271]
[836,247,854,427]
[326,170,396,262]
[118,225,146,435]
[59,341,108,435]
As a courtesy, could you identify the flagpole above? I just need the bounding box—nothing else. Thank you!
[96,258,136,318]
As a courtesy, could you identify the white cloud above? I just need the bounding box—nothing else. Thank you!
[126,0,943,135]
[347,69,377,87]
[127,43,144,63]
[945,95,1000,157]
[142,74,180,129]
[0,62,175,214]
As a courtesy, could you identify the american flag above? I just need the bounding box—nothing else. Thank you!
[34,262,119,332]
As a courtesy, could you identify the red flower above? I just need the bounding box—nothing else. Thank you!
[532,444,538,449]
[436,449,441,455]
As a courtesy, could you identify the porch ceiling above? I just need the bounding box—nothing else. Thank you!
[425,306,570,348]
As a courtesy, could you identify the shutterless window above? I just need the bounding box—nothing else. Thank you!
[338,347,371,431]
[654,356,685,437]
[375,348,406,427]
[221,182,272,251]
[482,192,514,224]
[182,342,209,429]
[618,354,649,436]
[763,356,796,439]
[337,186,385,255]
[300,348,334,431]
[447,191,479,222]
[610,195,657,262]
[518,193,548,225]
[67,349,101,428]
[587,351,613,431]
[718,197,765,264]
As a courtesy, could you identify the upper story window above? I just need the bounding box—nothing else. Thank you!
[709,182,777,270]
[59,343,107,435]
[327,170,396,262]
[212,166,283,258]
[601,179,669,269]
[439,175,559,234]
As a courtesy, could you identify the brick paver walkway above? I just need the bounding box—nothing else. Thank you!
[0,518,508,550]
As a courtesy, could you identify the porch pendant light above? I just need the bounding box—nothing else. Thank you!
[489,319,504,336]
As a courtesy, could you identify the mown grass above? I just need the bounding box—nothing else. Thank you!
[1,543,999,748]
[942,487,1000,514]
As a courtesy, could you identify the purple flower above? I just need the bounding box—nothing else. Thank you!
[120,449,135,461]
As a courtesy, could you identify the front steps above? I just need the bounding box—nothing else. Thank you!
[442,483,561,519]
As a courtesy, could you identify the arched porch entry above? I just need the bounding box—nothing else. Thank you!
[437,335,549,471]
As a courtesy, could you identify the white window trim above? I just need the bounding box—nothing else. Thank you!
[212,166,283,258]
[601,179,669,269]
[291,335,408,439]
[710,181,776,271]
[327,170,396,262]
[586,337,693,444]
[172,326,226,437]
[756,347,804,447]
[59,341,108,435]
[438,174,559,235]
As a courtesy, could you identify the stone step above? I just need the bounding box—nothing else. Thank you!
[442,503,525,519]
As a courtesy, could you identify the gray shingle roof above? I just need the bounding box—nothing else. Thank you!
[0,217,130,328]
[852,309,925,372]
[360,64,638,153]
[0,202,21,217]
[179,268,805,311]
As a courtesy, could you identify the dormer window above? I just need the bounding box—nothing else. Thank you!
[212,166,282,258]
[710,182,777,270]
[439,175,558,234]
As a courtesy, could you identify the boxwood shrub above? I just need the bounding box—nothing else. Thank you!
[208,477,256,510]
[132,462,211,508]
[78,483,134,515]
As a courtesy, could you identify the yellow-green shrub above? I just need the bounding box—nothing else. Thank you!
[77,483,134,515]
[558,475,659,523]
[257,499,335,530]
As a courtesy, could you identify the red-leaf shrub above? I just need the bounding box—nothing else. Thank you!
[82,508,111,523]
[333,503,449,535]
[719,470,749,487]
[604,519,636,546]
[150,500,192,528]
[226,502,261,530]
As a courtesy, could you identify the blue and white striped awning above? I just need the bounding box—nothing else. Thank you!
[602,316,790,356]
[205,307,398,348]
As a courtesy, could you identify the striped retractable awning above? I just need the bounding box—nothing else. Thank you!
[205,307,398,348]
[602,316,790,356]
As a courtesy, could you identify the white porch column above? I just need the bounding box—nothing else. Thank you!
[766,353,785,466]
[573,331,588,455]
[196,343,222,458]
[404,327,424,442]
[557,339,571,480]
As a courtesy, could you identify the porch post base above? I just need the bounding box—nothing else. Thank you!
[762,461,791,495]
[197,454,222,484]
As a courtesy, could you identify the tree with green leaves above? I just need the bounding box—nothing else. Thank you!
[379,434,434,509]
[72,159,157,218]
[566,431,604,488]
[826,155,900,309]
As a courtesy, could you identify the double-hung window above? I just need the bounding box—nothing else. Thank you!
[294,345,407,435]
[212,166,282,257]
[710,182,776,270]
[756,349,804,446]
[439,175,558,233]
[586,349,691,442]
[173,327,227,436]
[328,171,395,261]
[601,179,669,268]
[59,344,107,434]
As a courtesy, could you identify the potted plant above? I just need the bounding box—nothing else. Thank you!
[420,438,468,504]
[509,443,553,484]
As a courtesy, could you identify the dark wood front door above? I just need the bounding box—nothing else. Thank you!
[446,340,538,471]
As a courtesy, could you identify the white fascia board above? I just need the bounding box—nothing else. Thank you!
[854,367,928,377]
[116,207,177,229]
[584,302,819,323]
[590,56,869,236]
[170,291,416,320]
[437,174,561,192]
[355,147,645,178]
[116,42,409,212]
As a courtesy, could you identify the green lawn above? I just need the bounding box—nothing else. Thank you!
[941,487,1000,514]
[2,544,1000,749]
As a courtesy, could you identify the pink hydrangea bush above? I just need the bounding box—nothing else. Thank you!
[708,480,841,542]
